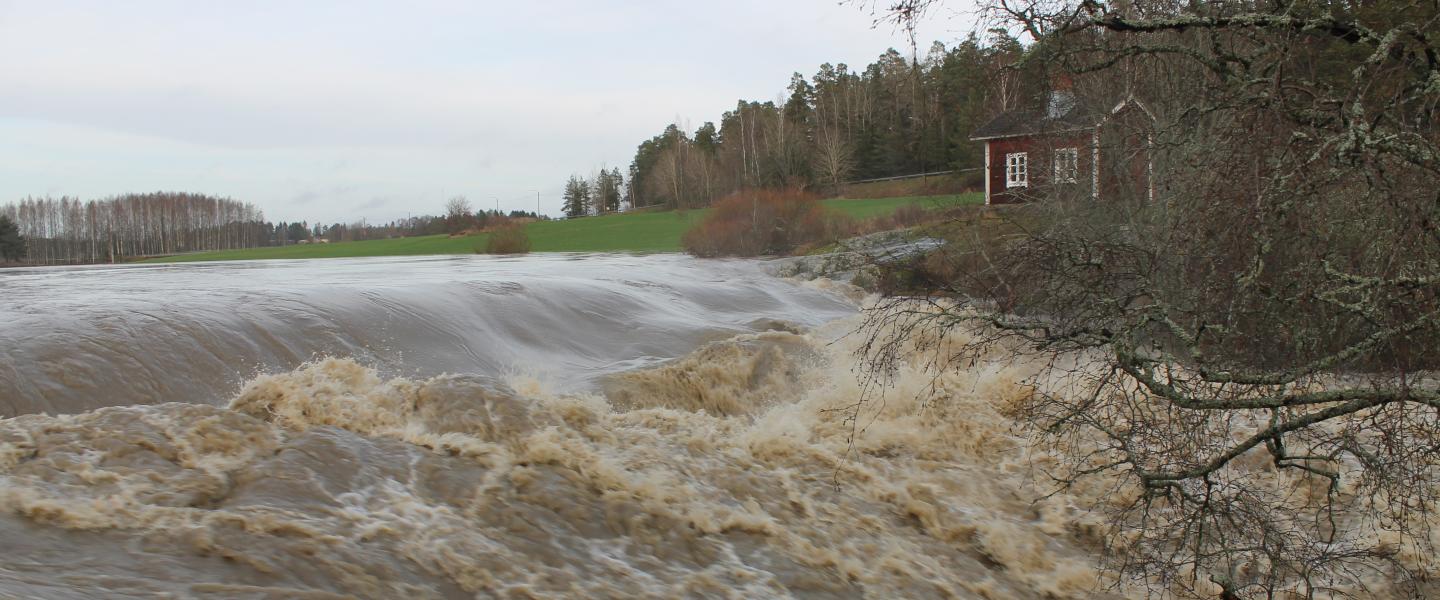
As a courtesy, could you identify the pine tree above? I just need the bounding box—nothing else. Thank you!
[609,168,625,212]
[287,222,309,243]
[693,122,719,155]
[0,215,25,262]
[562,175,591,218]
[593,169,623,214]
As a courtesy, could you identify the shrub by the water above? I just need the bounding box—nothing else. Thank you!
[481,223,532,254]
[682,188,850,257]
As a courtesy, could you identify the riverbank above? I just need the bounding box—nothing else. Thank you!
[141,194,979,263]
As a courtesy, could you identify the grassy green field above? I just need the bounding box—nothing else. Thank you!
[146,193,980,263]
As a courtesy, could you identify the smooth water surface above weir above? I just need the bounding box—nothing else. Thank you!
[0,254,856,416]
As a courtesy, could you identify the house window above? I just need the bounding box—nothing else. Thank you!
[1005,152,1028,188]
[1054,148,1079,183]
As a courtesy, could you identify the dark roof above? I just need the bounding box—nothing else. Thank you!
[970,97,1103,140]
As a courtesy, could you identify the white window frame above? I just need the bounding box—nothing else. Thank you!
[1005,152,1028,188]
[1053,147,1079,183]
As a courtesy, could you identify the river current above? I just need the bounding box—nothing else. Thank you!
[0,254,1110,599]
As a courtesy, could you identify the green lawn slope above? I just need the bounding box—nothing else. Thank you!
[146,193,980,263]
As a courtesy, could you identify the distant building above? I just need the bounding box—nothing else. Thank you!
[971,84,1155,205]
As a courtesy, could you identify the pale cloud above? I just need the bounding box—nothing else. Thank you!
[356,197,390,211]
[0,0,962,223]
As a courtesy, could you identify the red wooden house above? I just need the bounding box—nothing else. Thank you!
[971,88,1155,205]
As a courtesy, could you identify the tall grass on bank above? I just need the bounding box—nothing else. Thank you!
[681,189,853,257]
[481,222,532,254]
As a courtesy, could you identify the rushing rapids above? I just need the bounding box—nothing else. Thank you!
[5,254,1433,599]
[34,253,1440,598]
[0,255,1119,599]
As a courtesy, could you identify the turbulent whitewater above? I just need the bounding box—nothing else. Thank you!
[0,255,1109,599]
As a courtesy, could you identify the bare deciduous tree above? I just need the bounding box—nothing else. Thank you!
[813,126,856,195]
[862,0,1440,597]
[443,196,474,234]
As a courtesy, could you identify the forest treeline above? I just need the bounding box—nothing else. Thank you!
[0,193,541,265]
[602,34,1029,210]
[1,193,268,264]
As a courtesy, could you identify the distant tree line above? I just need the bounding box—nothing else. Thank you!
[0,193,546,265]
[606,35,1029,209]
[440,196,542,233]
[313,215,452,242]
[0,193,268,264]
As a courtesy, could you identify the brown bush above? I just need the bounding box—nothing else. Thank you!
[480,223,531,254]
[682,188,850,257]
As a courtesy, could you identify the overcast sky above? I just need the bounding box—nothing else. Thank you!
[0,1,964,222]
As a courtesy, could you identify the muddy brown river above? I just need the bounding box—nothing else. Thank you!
[0,254,1110,599]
